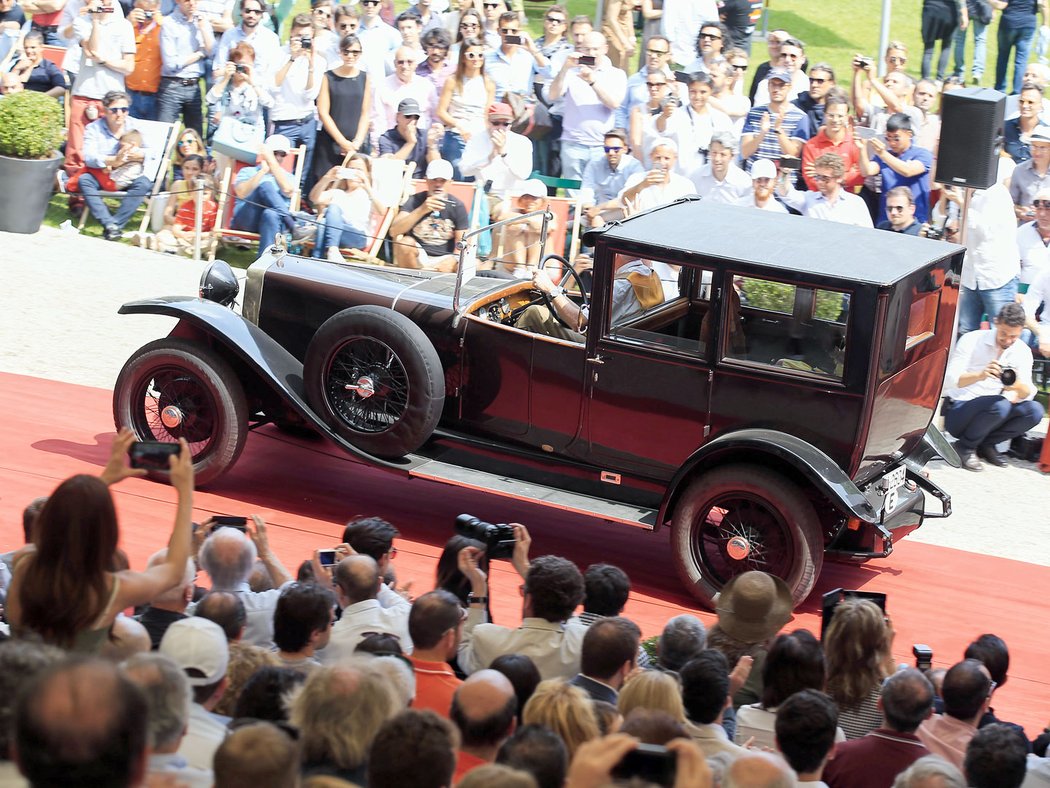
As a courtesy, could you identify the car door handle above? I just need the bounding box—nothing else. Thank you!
[587,356,605,365]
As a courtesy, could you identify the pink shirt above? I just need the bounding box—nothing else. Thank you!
[916,714,977,771]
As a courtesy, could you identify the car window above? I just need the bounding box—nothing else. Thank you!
[725,275,850,381]
[601,252,712,357]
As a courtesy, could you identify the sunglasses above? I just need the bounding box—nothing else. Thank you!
[646,81,667,88]
[809,77,827,85]
[241,6,262,13]
[360,0,380,5]
[603,145,624,152]
[273,150,288,158]
[106,106,130,113]
[1033,200,1050,208]
[699,32,722,40]
[341,48,362,55]
[499,27,518,33]
[812,173,834,182]
[886,204,909,212]
[731,63,747,71]
[483,2,499,6]
[490,120,511,126]
[646,48,668,56]
[460,21,478,27]
[545,16,565,23]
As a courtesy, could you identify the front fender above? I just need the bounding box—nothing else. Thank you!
[119,296,414,471]
[658,428,879,527]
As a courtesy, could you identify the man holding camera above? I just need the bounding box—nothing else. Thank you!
[158,0,214,134]
[270,13,325,191]
[943,302,1045,471]
[390,159,469,271]
[777,152,873,227]
[212,0,279,84]
[740,68,811,180]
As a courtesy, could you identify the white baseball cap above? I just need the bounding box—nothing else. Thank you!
[263,134,291,153]
[425,159,454,180]
[514,178,547,199]
[751,159,777,180]
[159,617,229,687]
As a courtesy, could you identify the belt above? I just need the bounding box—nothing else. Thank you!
[32,23,58,31]
[273,114,314,125]
[162,76,200,86]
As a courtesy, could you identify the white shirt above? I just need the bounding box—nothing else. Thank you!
[358,16,401,77]
[374,73,438,130]
[963,183,1021,290]
[1016,221,1050,285]
[318,595,413,663]
[459,613,588,680]
[214,25,281,81]
[459,130,533,197]
[619,170,695,211]
[781,187,874,227]
[269,49,325,121]
[1025,265,1050,331]
[943,327,1036,402]
[71,14,135,98]
[1022,753,1050,787]
[176,703,227,772]
[661,0,718,66]
[752,197,788,213]
[663,104,735,172]
[690,163,752,206]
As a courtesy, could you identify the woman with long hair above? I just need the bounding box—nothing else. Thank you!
[171,127,211,183]
[435,36,494,179]
[618,670,689,726]
[309,154,390,261]
[522,679,600,758]
[823,598,895,739]
[5,430,194,653]
[313,33,372,187]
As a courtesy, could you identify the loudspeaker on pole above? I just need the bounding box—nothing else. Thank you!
[935,87,1006,190]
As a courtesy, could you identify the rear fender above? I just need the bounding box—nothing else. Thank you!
[658,429,879,529]
[119,296,413,471]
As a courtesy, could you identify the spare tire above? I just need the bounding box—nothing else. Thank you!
[304,305,445,458]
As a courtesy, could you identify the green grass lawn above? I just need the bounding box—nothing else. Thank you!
[45,0,1027,263]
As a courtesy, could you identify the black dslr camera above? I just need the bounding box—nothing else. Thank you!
[455,514,516,560]
[1000,367,1017,386]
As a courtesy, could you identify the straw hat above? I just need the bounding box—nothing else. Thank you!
[713,571,793,642]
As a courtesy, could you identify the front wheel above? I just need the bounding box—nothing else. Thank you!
[671,464,824,610]
[113,338,249,486]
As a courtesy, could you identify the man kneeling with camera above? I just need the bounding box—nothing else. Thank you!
[943,303,1045,471]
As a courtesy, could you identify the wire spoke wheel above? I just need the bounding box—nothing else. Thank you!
[325,337,410,434]
[694,496,794,586]
[132,368,220,457]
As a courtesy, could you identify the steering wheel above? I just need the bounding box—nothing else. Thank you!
[538,253,590,328]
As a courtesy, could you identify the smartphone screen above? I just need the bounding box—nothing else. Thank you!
[318,548,337,566]
[821,588,888,639]
[128,441,180,471]
[578,55,596,67]
[213,515,249,532]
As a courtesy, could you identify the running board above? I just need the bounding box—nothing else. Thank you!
[408,459,659,530]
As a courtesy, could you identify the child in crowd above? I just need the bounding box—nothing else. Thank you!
[151,174,219,255]
[67,130,146,193]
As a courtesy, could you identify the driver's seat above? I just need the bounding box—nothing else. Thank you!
[621,270,664,311]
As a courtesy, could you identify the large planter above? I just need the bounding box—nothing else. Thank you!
[0,153,63,234]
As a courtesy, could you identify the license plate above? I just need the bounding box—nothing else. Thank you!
[879,466,907,514]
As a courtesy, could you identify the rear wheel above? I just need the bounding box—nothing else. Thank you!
[671,464,823,609]
[113,338,248,486]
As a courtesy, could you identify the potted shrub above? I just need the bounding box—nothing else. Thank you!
[0,90,65,234]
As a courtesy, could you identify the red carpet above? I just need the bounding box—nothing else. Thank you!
[1,371,1047,734]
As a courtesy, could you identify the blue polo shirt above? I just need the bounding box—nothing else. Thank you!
[1004,117,1030,163]
[875,143,933,225]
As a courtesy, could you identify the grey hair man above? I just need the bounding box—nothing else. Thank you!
[197,517,293,647]
[657,614,707,673]
[891,755,966,788]
[123,652,213,787]
[689,130,752,205]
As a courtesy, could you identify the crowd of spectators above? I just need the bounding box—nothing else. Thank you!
[1,428,1050,787]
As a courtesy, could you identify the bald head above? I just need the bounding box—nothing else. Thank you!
[582,31,606,53]
[199,527,257,589]
[334,554,381,605]
[451,670,517,751]
[146,548,195,607]
[724,752,795,788]
[14,658,149,787]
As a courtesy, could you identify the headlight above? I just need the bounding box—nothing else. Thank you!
[199,260,240,307]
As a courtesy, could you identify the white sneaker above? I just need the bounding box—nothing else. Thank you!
[326,246,344,262]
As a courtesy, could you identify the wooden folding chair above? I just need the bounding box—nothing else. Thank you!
[337,159,414,263]
[76,119,180,233]
[214,145,307,252]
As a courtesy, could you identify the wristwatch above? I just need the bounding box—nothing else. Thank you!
[548,286,565,299]
[467,594,488,605]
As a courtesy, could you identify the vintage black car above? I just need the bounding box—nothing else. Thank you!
[114,198,964,608]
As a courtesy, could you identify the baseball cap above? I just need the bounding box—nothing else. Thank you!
[767,67,792,84]
[426,159,454,180]
[263,134,291,153]
[648,136,677,157]
[159,617,229,687]
[487,102,513,120]
[397,98,422,117]
[514,178,547,199]
[750,159,777,180]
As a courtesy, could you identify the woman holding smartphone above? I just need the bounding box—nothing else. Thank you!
[308,154,389,260]
[436,36,495,179]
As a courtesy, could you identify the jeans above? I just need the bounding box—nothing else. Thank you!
[128,89,158,121]
[995,23,1036,94]
[559,140,605,195]
[953,19,988,79]
[231,179,294,252]
[315,204,367,256]
[272,115,317,191]
[30,23,63,45]
[957,277,1019,335]
[440,129,468,180]
[945,395,1045,452]
[78,173,152,229]
[157,77,204,135]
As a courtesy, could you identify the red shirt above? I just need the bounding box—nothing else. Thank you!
[409,655,462,719]
[174,197,218,232]
[823,728,930,788]
[802,127,865,191]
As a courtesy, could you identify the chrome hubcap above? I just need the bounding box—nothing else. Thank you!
[160,405,184,429]
[345,376,376,399]
[726,535,751,561]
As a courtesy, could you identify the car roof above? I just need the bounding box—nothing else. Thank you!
[589,198,963,287]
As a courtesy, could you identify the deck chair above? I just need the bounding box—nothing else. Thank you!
[40,45,66,68]
[214,144,307,252]
[529,170,582,194]
[76,119,180,233]
[543,193,584,275]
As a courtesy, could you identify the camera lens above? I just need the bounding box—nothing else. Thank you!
[1000,367,1017,387]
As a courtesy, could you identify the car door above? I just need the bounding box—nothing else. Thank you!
[584,254,716,478]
